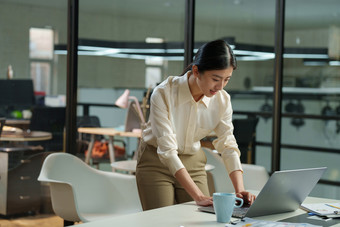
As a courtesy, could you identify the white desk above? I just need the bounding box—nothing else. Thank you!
[111,159,215,174]
[70,196,340,227]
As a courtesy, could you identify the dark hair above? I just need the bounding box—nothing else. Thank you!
[181,39,237,75]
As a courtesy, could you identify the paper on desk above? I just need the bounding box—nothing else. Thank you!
[301,203,340,217]
[225,217,322,227]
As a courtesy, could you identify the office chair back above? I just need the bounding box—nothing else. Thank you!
[76,115,102,141]
[38,153,142,223]
[202,148,269,195]
[233,117,259,164]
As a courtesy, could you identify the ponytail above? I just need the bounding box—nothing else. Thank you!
[180,63,193,76]
[181,39,236,76]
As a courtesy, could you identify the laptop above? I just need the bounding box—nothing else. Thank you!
[198,167,327,218]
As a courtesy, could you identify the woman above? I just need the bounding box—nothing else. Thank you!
[136,39,256,210]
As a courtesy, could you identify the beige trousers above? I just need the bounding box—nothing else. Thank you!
[136,141,210,211]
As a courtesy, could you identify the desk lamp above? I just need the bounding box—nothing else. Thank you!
[115,89,145,124]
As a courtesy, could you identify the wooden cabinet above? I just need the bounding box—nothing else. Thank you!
[0,147,49,216]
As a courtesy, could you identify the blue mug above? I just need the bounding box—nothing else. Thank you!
[213,192,244,223]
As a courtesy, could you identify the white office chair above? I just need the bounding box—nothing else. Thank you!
[203,148,269,194]
[37,152,142,224]
[242,163,269,192]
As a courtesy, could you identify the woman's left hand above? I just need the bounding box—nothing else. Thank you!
[235,191,256,205]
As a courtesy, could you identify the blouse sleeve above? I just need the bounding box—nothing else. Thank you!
[149,87,185,175]
[212,93,243,174]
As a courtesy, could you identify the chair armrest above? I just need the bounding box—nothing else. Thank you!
[49,182,83,222]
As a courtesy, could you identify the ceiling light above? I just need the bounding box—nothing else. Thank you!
[329,61,340,66]
[54,38,334,63]
[145,37,164,43]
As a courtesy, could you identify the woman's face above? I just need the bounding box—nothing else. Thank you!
[193,66,233,98]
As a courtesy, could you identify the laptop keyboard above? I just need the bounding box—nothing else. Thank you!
[198,205,250,218]
[233,206,249,218]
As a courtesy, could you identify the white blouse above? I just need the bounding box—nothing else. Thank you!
[142,72,242,176]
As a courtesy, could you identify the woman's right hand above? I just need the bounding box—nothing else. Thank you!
[174,168,213,206]
[195,195,213,206]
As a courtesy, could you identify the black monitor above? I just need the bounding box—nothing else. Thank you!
[0,79,35,116]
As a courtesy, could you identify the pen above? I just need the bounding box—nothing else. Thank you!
[325,204,340,210]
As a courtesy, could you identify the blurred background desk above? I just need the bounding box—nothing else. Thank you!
[0,130,52,142]
[78,127,141,169]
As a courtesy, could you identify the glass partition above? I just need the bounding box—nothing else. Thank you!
[75,0,185,90]
[195,0,276,170]
[283,0,340,199]
[75,0,186,158]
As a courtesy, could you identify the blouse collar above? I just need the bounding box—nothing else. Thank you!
[178,72,211,108]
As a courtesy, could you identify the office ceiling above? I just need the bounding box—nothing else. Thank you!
[3,0,340,29]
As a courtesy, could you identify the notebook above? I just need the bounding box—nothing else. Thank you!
[198,167,327,218]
